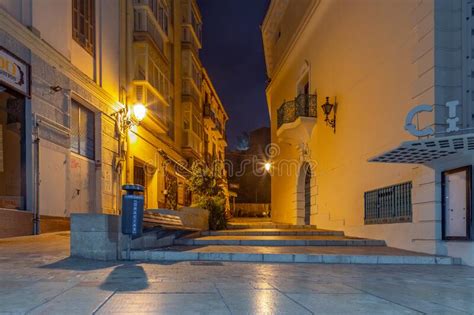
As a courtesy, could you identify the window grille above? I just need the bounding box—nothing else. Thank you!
[364,182,412,224]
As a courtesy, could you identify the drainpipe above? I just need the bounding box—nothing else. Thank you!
[32,114,40,235]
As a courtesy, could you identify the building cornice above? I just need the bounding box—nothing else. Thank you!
[0,8,118,111]
[262,0,321,90]
[261,0,289,77]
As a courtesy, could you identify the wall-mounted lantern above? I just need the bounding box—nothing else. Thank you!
[321,96,337,133]
[264,162,272,172]
[132,103,147,124]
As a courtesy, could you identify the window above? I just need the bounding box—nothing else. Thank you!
[364,182,412,224]
[72,0,95,55]
[71,100,95,160]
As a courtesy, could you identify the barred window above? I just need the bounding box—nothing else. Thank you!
[72,0,95,55]
[71,100,95,160]
[364,182,412,224]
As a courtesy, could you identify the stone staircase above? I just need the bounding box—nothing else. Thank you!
[127,221,460,265]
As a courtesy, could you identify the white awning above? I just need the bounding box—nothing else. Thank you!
[369,133,474,164]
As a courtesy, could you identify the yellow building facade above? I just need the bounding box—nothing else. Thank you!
[263,0,474,265]
[0,0,228,237]
[124,0,228,210]
[201,69,229,209]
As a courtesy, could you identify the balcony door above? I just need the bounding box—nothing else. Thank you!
[297,72,309,96]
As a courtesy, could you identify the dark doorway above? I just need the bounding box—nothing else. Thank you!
[134,162,147,208]
[0,88,26,210]
[304,167,311,225]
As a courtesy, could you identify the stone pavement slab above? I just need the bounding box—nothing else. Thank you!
[96,293,230,314]
[287,293,420,314]
[218,289,313,314]
[0,232,473,314]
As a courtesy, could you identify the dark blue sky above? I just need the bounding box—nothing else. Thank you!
[198,0,270,150]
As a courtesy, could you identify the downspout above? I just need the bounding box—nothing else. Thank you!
[32,113,40,235]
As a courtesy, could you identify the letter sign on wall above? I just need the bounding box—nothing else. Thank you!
[0,47,30,97]
[404,104,434,137]
[405,100,461,137]
[445,100,460,133]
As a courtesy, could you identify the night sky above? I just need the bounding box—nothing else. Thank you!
[198,0,270,150]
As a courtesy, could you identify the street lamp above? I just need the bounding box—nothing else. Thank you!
[132,103,147,123]
[264,162,271,172]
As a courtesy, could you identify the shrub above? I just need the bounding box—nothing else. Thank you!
[199,195,227,230]
[189,161,227,230]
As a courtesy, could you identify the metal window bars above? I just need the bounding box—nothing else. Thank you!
[364,181,412,224]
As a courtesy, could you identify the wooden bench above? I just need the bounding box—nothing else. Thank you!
[143,211,200,231]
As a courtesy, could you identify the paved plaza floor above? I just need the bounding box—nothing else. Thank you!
[1,232,474,314]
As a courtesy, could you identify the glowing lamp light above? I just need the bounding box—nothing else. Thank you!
[132,103,147,122]
[264,162,272,172]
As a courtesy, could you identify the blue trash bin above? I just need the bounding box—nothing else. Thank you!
[121,184,144,239]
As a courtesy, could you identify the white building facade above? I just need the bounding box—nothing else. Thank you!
[262,0,474,265]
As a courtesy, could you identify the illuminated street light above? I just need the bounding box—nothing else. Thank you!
[133,103,147,122]
[264,162,271,172]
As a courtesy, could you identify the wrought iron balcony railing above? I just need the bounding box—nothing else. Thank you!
[204,103,225,135]
[277,94,317,129]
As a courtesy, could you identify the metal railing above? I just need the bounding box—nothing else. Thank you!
[364,182,413,224]
[276,94,317,129]
[203,103,225,135]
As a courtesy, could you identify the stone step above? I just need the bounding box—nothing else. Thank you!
[202,229,344,237]
[127,245,460,265]
[227,223,319,230]
[174,235,385,246]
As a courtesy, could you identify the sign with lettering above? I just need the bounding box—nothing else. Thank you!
[404,100,460,137]
[0,47,30,97]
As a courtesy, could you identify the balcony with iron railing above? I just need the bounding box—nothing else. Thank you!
[277,94,317,129]
[276,94,317,142]
[203,103,225,137]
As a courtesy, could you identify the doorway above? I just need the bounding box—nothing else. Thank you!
[134,162,147,208]
[304,166,311,225]
[0,88,25,210]
[296,63,310,97]
[442,166,472,240]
